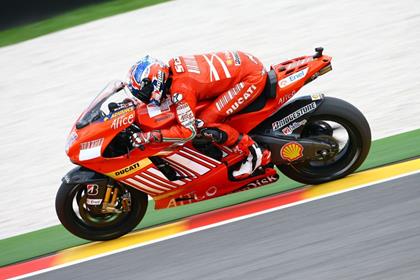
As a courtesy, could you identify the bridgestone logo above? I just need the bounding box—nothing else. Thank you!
[272,102,317,131]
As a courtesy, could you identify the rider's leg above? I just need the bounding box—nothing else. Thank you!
[198,72,271,179]
[199,123,271,179]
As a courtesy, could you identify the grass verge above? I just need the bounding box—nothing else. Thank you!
[0,0,170,48]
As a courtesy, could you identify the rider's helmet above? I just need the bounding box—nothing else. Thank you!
[127,55,170,105]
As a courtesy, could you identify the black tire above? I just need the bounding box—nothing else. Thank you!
[277,97,371,185]
[56,182,148,241]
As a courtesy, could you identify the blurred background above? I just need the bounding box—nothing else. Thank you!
[0,0,106,30]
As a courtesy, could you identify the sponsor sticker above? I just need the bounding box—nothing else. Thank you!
[280,142,304,161]
[282,119,307,135]
[107,158,152,179]
[232,175,279,193]
[152,70,165,93]
[215,82,245,112]
[111,113,135,129]
[278,68,308,88]
[233,52,241,66]
[226,85,256,115]
[79,138,104,161]
[86,184,99,195]
[183,55,200,74]
[244,175,278,189]
[224,51,234,65]
[278,92,295,105]
[176,101,195,127]
[272,102,317,131]
[109,107,134,119]
[173,57,184,73]
[86,198,103,205]
[311,93,323,101]
[286,57,313,70]
[166,186,218,208]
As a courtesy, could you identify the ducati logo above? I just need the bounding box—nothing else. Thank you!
[226,85,256,115]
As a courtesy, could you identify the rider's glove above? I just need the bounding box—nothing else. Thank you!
[130,131,162,148]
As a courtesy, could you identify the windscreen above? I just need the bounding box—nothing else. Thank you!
[76,80,136,129]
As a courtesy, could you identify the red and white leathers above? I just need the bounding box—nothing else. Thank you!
[155,51,271,178]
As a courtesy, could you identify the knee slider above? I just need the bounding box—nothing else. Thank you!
[201,128,228,144]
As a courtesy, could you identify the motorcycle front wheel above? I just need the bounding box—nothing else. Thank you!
[56,181,147,241]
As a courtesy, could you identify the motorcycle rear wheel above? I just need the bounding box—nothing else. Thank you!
[56,181,147,241]
[277,97,371,185]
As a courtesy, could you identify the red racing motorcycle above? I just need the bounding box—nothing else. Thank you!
[57,48,371,240]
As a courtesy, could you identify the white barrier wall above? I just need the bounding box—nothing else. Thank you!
[0,0,419,238]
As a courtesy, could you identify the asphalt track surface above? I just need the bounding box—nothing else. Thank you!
[29,173,420,280]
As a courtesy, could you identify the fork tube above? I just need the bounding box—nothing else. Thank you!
[110,188,119,206]
[102,186,112,209]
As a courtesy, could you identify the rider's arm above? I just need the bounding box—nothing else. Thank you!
[160,91,197,142]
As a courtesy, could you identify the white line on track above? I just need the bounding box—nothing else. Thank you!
[12,169,420,280]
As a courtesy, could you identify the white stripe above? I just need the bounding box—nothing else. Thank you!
[179,150,216,168]
[125,179,162,194]
[213,54,231,78]
[148,168,185,185]
[169,162,194,180]
[228,89,233,100]
[168,153,210,175]
[134,175,170,191]
[223,95,228,106]
[15,170,420,280]
[223,146,233,152]
[167,160,196,179]
[188,69,201,74]
[141,173,177,189]
[216,101,222,111]
[183,147,221,164]
[202,54,220,81]
[160,160,192,181]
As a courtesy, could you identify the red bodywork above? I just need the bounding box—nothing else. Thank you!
[65,52,332,209]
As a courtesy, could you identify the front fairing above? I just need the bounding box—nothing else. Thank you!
[65,80,138,162]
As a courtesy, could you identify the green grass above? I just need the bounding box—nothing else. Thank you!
[1,129,419,267]
[0,0,170,48]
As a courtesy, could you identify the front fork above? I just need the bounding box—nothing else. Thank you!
[86,181,131,214]
[102,184,119,212]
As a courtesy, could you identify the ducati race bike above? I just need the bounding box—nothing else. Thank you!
[57,48,371,241]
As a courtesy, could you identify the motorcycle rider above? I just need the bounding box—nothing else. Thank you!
[127,51,271,179]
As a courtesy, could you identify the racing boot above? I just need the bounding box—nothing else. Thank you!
[232,134,271,180]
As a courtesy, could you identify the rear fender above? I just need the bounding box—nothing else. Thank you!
[250,94,325,137]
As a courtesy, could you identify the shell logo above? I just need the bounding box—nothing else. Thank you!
[280,142,304,161]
